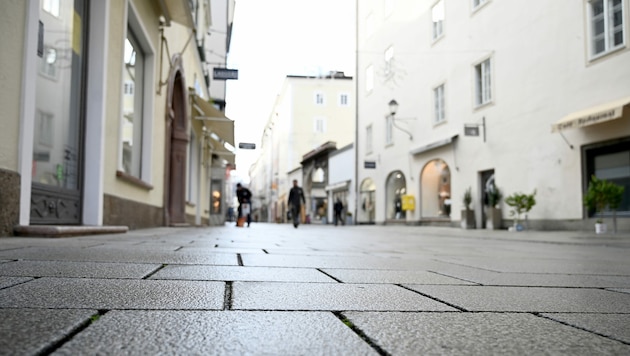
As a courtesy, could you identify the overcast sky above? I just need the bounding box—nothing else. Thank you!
[225,0,356,181]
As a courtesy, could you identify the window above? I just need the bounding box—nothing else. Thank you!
[314,116,326,133]
[187,131,198,203]
[314,91,325,105]
[365,64,374,93]
[434,84,445,123]
[37,111,54,147]
[42,0,60,17]
[123,81,134,95]
[584,138,630,216]
[588,0,625,57]
[386,115,393,145]
[339,93,349,106]
[472,0,488,10]
[384,46,394,77]
[474,58,492,106]
[366,125,373,153]
[211,179,222,214]
[39,47,57,79]
[432,0,445,40]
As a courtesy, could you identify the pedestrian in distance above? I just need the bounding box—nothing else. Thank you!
[236,183,252,227]
[287,179,305,228]
[334,198,344,226]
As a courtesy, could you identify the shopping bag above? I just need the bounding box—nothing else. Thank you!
[236,217,245,227]
[242,203,250,215]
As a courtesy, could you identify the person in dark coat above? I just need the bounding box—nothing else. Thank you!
[287,179,305,228]
[334,198,344,226]
[236,183,252,227]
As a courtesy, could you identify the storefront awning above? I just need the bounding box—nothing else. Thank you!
[552,96,630,133]
[325,180,350,192]
[157,0,195,28]
[192,95,234,147]
[410,135,458,156]
[207,135,235,165]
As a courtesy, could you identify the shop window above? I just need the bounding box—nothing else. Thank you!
[386,171,407,219]
[211,179,222,214]
[584,138,630,216]
[421,159,451,217]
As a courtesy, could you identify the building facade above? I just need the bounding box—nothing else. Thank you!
[250,73,355,223]
[356,0,630,230]
[0,0,235,236]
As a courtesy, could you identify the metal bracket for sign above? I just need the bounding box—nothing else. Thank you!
[464,117,486,142]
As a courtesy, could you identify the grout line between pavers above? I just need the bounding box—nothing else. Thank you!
[316,268,344,283]
[237,254,244,266]
[38,309,109,355]
[224,281,233,310]
[333,311,391,356]
[142,264,168,279]
[396,284,469,312]
[533,312,630,346]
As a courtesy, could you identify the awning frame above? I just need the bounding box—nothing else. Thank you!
[552,96,630,133]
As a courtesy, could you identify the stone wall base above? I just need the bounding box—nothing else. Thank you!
[103,194,164,230]
[0,169,20,237]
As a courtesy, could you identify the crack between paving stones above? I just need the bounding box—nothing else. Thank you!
[333,312,391,356]
[428,270,482,285]
[262,249,269,254]
[142,264,167,279]
[316,268,344,283]
[237,254,244,266]
[224,281,233,310]
[38,309,109,355]
[533,312,630,346]
[396,284,469,312]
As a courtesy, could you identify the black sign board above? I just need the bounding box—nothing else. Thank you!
[464,124,480,136]
[364,161,376,169]
[238,142,256,149]
[213,68,239,80]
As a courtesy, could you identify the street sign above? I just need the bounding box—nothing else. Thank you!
[238,142,256,149]
[464,124,480,136]
[364,161,376,169]
[213,68,239,80]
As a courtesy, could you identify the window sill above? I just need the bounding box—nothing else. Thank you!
[116,170,154,190]
[474,101,493,111]
[588,45,627,64]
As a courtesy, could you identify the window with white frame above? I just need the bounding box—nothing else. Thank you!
[434,84,445,123]
[314,116,327,133]
[366,124,373,153]
[339,93,350,106]
[314,91,325,105]
[472,0,488,10]
[432,0,445,40]
[474,58,492,106]
[384,46,395,77]
[588,0,625,58]
[366,64,374,93]
[386,115,393,145]
[123,81,134,95]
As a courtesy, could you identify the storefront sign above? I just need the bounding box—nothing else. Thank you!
[402,195,415,211]
[364,161,376,169]
[213,68,239,80]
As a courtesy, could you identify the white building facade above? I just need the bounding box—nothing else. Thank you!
[356,0,630,230]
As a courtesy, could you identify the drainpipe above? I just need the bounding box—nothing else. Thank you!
[353,0,359,225]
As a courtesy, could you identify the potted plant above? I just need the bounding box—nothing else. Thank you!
[505,190,536,231]
[461,187,475,229]
[485,184,502,230]
[584,175,625,234]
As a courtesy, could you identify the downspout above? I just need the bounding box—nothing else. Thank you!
[353,0,359,225]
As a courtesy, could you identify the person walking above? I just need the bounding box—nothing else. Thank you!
[334,198,344,226]
[287,179,305,228]
[236,183,252,227]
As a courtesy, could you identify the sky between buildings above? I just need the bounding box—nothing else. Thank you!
[226,0,356,182]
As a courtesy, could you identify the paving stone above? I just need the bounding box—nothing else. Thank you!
[0,276,32,289]
[608,288,630,294]
[0,260,160,279]
[150,265,336,283]
[541,313,630,344]
[0,247,237,265]
[321,268,476,285]
[344,312,630,355]
[0,308,96,355]
[232,282,457,311]
[0,278,225,310]
[241,253,449,270]
[404,285,630,312]
[54,310,377,355]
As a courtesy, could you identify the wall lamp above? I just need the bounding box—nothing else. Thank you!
[388,99,414,141]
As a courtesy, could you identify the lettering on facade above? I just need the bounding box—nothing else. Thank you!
[557,109,619,131]
[364,161,376,169]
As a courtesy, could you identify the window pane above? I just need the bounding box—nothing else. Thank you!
[122,32,144,177]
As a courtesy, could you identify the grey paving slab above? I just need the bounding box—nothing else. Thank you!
[54,310,377,355]
[0,308,96,355]
[0,247,237,265]
[608,288,630,294]
[241,253,448,270]
[0,278,225,310]
[0,260,161,279]
[0,276,33,289]
[150,265,336,283]
[405,285,630,312]
[344,312,630,355]
[232,282,457,311]
[541,313,630,344]
[321,268,477,285]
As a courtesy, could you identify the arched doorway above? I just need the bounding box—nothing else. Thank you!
[420,159,451,217]
[165,56,188,225]
[386,171,406,220]
[359,178,376,224]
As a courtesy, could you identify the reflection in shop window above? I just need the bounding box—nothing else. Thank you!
[121,30,144,177]
[211,179,222,214]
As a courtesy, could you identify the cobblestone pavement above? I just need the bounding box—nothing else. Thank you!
[1,224,629,355]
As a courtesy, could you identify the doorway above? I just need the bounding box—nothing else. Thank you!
[166,69,188,225]
[480,169,495,229]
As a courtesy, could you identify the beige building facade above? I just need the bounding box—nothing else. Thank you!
[0,0,234,236]
[357,0,630,230]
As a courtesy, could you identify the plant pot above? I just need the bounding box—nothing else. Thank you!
[595,223,607,234]
[485,207,502,230]
[461,209,475,229]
